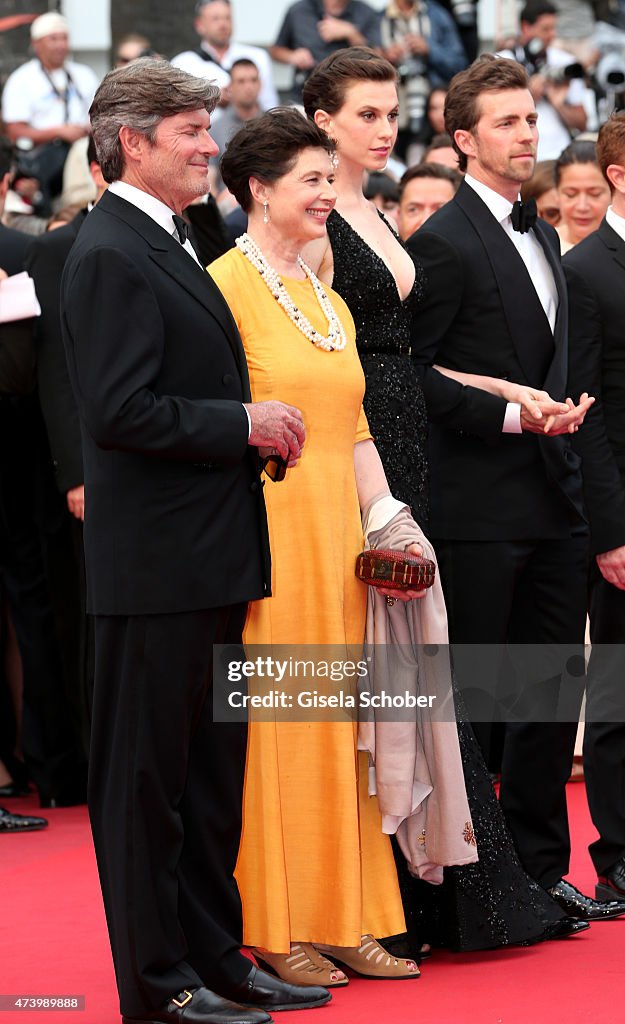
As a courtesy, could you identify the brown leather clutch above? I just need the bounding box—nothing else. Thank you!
[356,549,436,589]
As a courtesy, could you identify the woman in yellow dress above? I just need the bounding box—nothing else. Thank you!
[209,108,425,987]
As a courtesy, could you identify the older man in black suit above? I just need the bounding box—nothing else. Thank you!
[564,112,625,904]
[407,55,625,920]
[61,59,328,1024]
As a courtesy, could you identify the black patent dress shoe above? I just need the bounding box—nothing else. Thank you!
[547,879,625,920]
[0,782,30,799]
[544,917,590,939]
[0,806,48,832]
[597,855,625,901]
[216,966,330,1012]
[121,986,272,1024]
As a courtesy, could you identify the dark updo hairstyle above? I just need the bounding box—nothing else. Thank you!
[555,139,599,186]
[220,106,335,213]
[302,46,397,120]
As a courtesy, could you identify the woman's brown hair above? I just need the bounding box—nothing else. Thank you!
[302,47,397,120]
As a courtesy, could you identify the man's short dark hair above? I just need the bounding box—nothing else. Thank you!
[445,55,530,172]
[364,171,399,203]
[520,2,558,24]
[399,162,461,199]
[229,58,259,75]
[195,0,230,11]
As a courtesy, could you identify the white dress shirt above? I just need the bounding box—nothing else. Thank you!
[108,180,202,266]
[464,174,559,433]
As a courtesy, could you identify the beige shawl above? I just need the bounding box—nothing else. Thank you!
[359,499,479,883]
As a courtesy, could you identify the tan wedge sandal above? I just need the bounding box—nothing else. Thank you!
[313,935,420,979]
[253,943,349,988]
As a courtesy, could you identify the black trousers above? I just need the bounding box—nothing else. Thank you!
[584,564,625,875]
[435,534,588,888]
[0,396,84,800]
[89,606,252,1018]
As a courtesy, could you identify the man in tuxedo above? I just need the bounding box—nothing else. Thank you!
[24,136,106,776]
[61,59,328,1024]
[0,135,86,812]
[564,112,625,902]
[407,54,625,920]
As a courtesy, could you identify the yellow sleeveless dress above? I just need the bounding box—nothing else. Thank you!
[209,249,405,952]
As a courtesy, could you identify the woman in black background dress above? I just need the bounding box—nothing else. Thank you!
[302,47,578,954]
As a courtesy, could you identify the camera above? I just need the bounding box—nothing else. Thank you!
[397,56,429,134]
[543,62,585,84]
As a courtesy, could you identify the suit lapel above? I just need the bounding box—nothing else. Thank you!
[148,249,250,393]
[532,219,568,396]
[455,182,555,386]
[98,191,250,393]
[598,217,625,274]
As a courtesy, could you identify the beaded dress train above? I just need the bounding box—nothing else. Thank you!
[326,209,566,951]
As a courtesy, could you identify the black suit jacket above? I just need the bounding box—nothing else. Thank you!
[0,224,35,398]
[26,209,87,494]
[61,190,270,615]
[407,179,584,541]
[564,218,625,556]
[0,223,33,275]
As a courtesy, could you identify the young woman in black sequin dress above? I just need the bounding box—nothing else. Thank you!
[302,48,574,955]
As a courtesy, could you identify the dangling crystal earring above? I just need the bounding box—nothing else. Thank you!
[263,201,269,224]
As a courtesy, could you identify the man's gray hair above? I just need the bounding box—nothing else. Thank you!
[90,58,220,183]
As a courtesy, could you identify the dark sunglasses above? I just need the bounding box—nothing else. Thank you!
[261,454,288,483]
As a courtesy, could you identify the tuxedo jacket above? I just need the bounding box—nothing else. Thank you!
[0,222,35,398]
[26,209,87,494]
[564,218,625,557]
[61,190,270,615]
[407,179,584,542]
[0,222,33,276]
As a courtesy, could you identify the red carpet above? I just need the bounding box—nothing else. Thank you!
[2,784,621,1024]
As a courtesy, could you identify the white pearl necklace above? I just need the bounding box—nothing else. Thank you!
[235,232,347,352]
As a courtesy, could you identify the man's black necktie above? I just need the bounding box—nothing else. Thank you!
[510,198,537,234]
[172,214,189,245]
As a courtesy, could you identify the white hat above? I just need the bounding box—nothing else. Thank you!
[30,12,69,41]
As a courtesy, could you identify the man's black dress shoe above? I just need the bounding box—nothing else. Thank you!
[0,782,30,799]
[0,807,48,832]
[547,879,625,920]
[597,855,625,901]
[216,966,330,1012]
[544,917,590,939]
[121,986,272,1024]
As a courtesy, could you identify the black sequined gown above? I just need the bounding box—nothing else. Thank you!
[326,209,566,952]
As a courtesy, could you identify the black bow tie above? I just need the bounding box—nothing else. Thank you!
[510,198,537,233]
[172,214,189,244]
